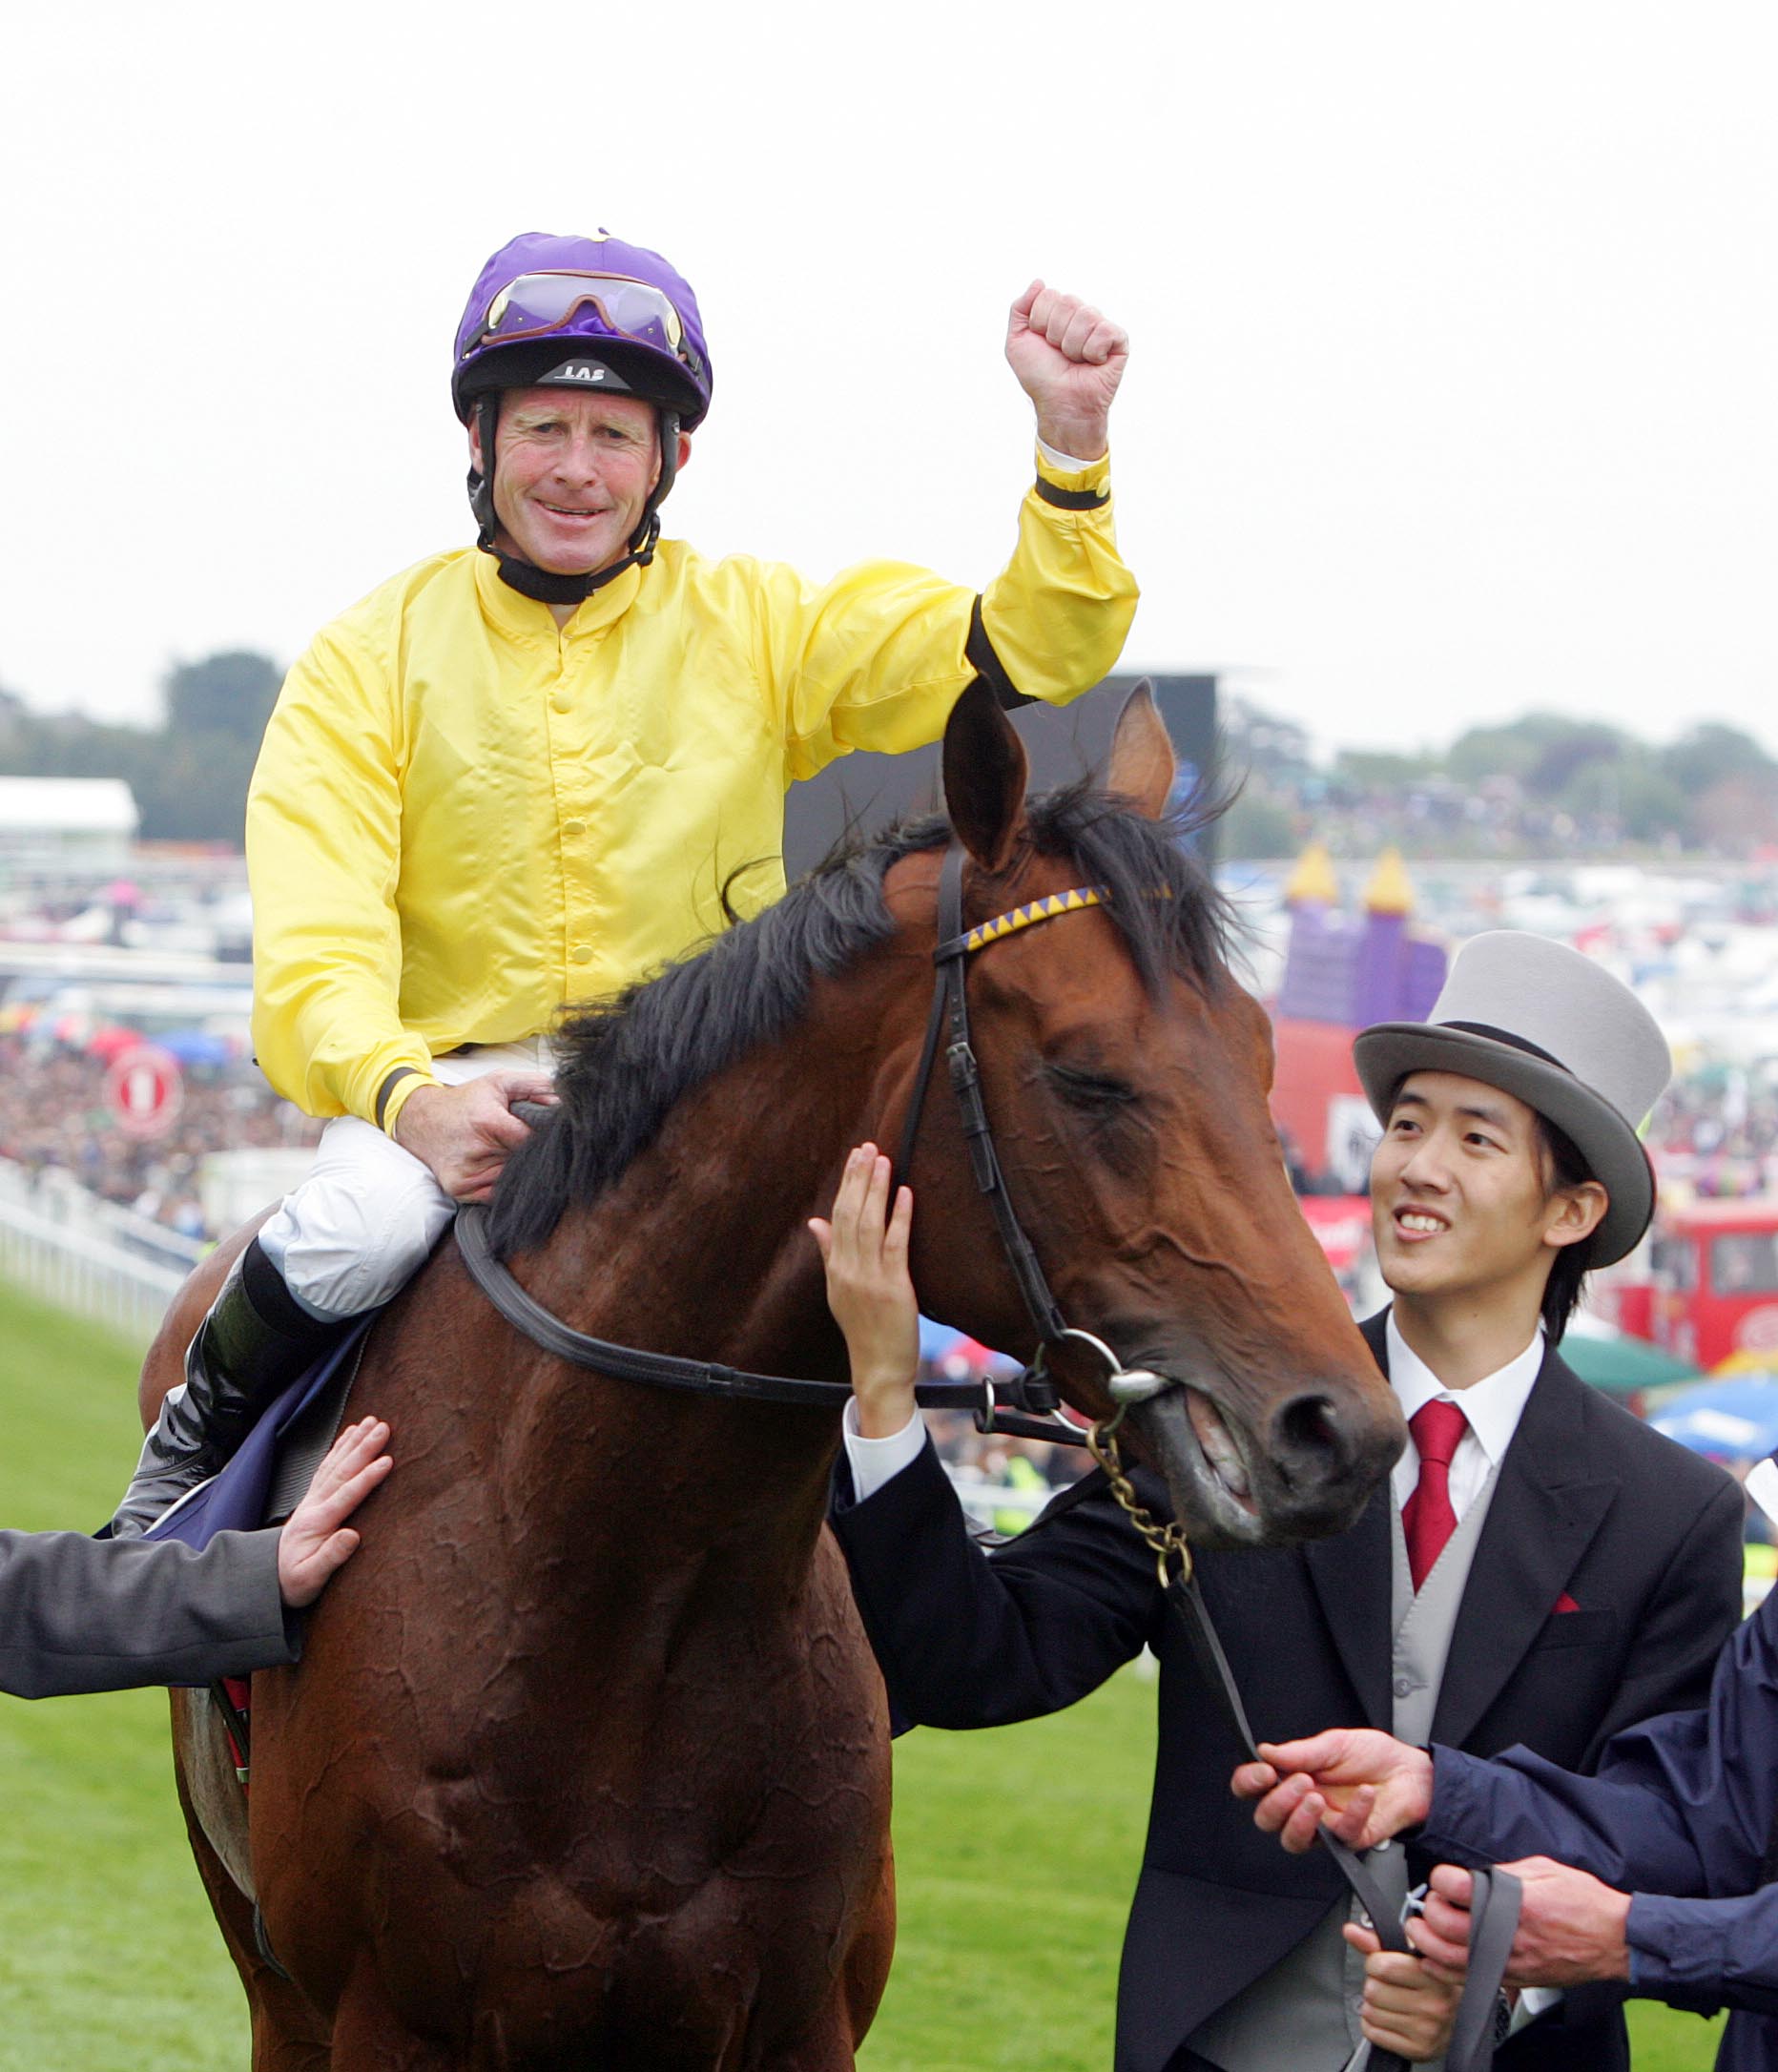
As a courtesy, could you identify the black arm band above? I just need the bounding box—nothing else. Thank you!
[966,596,1033,711]
[1033,475,1109,510]
[375,1066,422,1131]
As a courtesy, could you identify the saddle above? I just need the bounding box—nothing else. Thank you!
[141,1320,375,1631]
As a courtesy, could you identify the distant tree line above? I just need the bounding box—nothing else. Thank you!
[1222,703,1778,860]
[0,652,282,843]
[2,656,1774,860]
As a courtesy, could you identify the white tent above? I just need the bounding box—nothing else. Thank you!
[0,777,137,868]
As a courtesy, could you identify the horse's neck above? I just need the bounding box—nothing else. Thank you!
[510,1014,873,1552]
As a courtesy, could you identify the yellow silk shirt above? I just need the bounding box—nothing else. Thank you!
[247,448,1138,1129]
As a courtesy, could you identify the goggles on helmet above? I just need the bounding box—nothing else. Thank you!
[463,270,695,371]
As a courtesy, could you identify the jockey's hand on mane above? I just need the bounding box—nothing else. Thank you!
[392,1070,557,1202]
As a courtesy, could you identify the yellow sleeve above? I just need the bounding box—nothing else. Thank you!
[245,626,439,1128]
[768,447,1139,782]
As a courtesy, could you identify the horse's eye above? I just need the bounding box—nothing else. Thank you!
[1048,1064,1140,1113]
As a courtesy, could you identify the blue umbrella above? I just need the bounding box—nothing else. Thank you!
[159,1028,235,1067]
[918,1315,963,1363]
[1649,1375,1778,1460]
[916,1315,1023,1379]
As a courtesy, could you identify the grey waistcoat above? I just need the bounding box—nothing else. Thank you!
[1186,1466,1502,2072]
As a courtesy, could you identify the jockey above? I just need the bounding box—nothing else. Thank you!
[108,227,1141,1536]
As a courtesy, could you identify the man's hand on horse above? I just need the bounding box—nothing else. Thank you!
[809,1143,919,1438]
[392,1071,557,1200]
[1005,280,1128,462]
[1407,1858,1633,1989]
[1231,1728,1434,1854]
[276,1416,393,1607]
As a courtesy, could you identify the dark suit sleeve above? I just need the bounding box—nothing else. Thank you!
[1575,1471,1747,1764]
[0,1526,299,1698]
[830,1437,1161,1728]
[1424,1586,1778,2015]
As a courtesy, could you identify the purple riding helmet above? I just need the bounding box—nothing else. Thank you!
[452,230,713,601]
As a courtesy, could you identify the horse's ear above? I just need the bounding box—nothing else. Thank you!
[942,678,1028,873]
[1106,680,1176,820]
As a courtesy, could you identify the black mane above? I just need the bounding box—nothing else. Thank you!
[485,784,1233,1258]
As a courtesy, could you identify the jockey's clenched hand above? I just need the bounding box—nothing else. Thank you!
[810,1144,919,1438]
[391,1070,557,1202]
[1005,280,1128,462]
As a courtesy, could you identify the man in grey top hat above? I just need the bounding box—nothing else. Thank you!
[824,930,1744,2070]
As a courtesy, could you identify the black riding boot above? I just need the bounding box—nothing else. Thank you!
[109,1235,343,1539]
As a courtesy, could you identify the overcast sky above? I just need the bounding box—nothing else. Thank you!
[3,2,1775,759]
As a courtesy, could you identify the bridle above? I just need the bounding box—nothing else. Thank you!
[891,841,1168,1411]
[454,839,1162,1431]
[454,839,1520,2068]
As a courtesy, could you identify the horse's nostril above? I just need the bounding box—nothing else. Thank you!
[1269,1392,1348,1492]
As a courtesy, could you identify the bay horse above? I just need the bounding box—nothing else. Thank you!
[143,680,1403,2069]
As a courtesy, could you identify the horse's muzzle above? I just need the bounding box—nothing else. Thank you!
[1258,1383,1406,1540]
[1131,1378,1404,1550]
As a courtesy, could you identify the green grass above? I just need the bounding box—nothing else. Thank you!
[866,1669,1727,2069]
[0,1276,1730,2067]
[0,1279,252,2070]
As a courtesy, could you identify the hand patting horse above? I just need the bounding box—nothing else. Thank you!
[143,681,1403,2068]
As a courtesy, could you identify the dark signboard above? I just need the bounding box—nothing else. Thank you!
[780,673,1219,878]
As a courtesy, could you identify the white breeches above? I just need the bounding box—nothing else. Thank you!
[257,1040,553,1319]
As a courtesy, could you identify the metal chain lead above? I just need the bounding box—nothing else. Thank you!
[1087,1409,1194,1587]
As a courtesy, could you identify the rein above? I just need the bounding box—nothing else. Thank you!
[455,1204,1062,1422]
[454,839,1520,2067]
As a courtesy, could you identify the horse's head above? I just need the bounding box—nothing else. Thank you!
[898,681,1404,1548]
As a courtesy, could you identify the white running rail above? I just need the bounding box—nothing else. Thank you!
[0,1163,192,1343]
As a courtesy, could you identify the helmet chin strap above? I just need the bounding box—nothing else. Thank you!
[469,396,679,607]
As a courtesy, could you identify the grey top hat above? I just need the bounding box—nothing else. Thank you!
[1352,931,1671,1266]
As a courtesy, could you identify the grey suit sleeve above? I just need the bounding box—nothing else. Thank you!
[0,1527,300,1699]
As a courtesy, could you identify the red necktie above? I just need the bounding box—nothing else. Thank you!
[1402,1399,1467,1592]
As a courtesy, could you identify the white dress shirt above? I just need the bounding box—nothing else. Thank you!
[1385,1312,1545,1521]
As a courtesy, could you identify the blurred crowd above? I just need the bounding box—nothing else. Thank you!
[1645,1068,1778,1201]
[0,1034,319,1236]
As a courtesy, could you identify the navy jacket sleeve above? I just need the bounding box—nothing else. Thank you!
[0,1525,299,1698]
[829,1437,1160,1728]
[1422,1585,1778,2015]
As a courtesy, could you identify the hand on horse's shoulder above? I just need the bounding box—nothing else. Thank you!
[392,1070,557,1201]
[277,1417,393,1607]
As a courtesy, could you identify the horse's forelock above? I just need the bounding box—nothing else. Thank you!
[1022,779,1235,997]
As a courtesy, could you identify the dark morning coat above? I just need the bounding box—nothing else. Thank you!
[831,1313,1747,2072]
[0,1525,297,1699]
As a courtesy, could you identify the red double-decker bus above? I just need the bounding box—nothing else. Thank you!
[1645,1200,1778,1372]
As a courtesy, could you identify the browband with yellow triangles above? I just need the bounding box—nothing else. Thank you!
[941,881,1175,963]
[960,884,1109,955]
